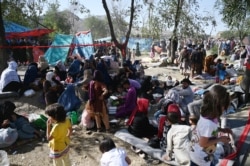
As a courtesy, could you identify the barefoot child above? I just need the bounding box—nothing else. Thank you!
[45,103,72,166]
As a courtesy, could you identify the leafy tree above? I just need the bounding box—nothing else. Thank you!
[2,0,47,28]
[42,4,72,38]
[102,0,136,58]
[216,0,250,42]
[220,30,237,39]
[82,16,110,39]
[158,0,213,62]
[110,2,131,39]
[142,0,164,39]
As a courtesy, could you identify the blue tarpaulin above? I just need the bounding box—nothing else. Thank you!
[72,31,94,60]
[4,20,30,33]
[121,37,153,52]
[44,31,95,65]
[44,34,74,65]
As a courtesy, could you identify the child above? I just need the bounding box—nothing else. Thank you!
[99,137,131,166]
[65,73,74,84]
[45,103,72,166]
[189,85,232,166]
[162,104,191,166]
[219,66,227,84]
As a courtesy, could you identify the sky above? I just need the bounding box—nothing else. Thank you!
[58,0,228,36]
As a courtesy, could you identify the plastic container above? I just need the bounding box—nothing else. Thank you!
[0,150,10,166]
[70,111,78,125]
[220,114,227,129]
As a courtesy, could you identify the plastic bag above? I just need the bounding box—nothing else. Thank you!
[32,114,48,130]
[0,128,18,148]
[58,84,81,112]
[0,150,9,166]
[24,89,36,97]
[81,109,94,129]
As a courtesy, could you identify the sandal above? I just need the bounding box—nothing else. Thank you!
[96,128,102,133]
[106,129,111,133]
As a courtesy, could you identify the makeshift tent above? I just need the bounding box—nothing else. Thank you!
[4,20,30,33]
[71,31,94,60]
[3,20,53,39]
[95,36,112,42]
[121,37,153,52]
[7,29,54,39]
[44,34,74,65]
[44,31,94,65]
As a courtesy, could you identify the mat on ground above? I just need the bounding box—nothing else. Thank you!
[114,128,178,165]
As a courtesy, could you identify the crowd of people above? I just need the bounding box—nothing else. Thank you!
[0,39,247,166]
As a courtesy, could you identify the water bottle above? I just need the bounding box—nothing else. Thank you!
[0,150,10,166]
[220,114,227,129]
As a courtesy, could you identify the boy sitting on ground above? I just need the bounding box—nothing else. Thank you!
[162,104,191,166]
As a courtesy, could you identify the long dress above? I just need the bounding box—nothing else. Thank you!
[85,80,110,130]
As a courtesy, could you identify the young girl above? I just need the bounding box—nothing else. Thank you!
[189,85,232,166]
[45,103,72,166]
[99,137,131,166]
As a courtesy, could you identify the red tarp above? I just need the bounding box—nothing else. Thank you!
[6,28,54,39]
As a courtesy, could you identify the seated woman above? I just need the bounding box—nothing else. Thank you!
[37,55,49,80]
[115,79,137,119]
[127,98,158,138]
[0,101,40,140]
[43,71,64,106]
[0,101,18,148]
[55,60,67,81]
[0,60,23,93]
[23,62,41,91]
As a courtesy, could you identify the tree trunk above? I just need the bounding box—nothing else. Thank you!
[0,2,8,74]
[102,0,135,58]
[170,0,183,63]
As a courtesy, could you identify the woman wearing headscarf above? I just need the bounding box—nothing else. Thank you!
[55,60,67,81]
[75,69,93,103]
[85,70,110,132]
[23,62,40,91]
[0,61,22,93]
[37,56,49,79]
[127,98,157,138]
[115,79,137,119]
[43,71,64,106]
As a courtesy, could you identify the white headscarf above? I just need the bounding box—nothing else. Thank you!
[0,61,20,92]
[46,71,56,87]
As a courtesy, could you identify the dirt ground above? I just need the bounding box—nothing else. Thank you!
[2,54,200,166]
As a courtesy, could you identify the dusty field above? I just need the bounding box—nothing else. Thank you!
[2,54,198,166]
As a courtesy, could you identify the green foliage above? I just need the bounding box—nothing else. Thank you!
[1,0,47,28]
[216,0,250,41]
[220,30,237,39]
[156,0,213,39]
[42,2,73,38]
[210,45,218,55]
[83,16,110,39]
